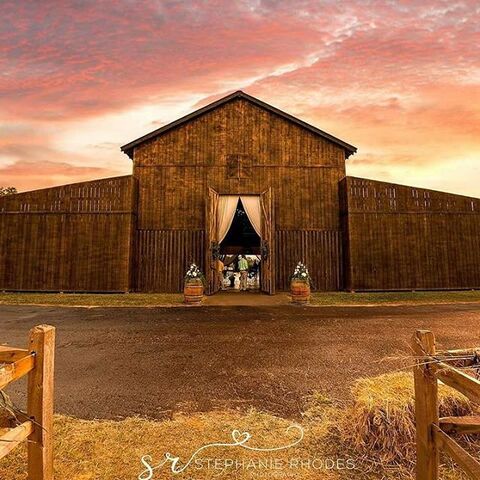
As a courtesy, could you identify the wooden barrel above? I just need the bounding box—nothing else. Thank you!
[184,282,204,305]
[290,280,310,305]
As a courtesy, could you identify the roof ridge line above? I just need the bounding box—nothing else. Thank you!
[120,91,357,159]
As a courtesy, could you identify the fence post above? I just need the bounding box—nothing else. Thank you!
[413,329,439,480]
[27,325,55,480]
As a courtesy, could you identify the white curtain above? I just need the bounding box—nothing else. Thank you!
[241,196,262,237]
[218,196,239,243]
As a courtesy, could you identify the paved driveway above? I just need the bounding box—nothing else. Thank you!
[1,303,478,419]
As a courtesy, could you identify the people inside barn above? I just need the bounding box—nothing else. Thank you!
[238,255,249,291]
[250,259,260,287]
[214,258,225,290]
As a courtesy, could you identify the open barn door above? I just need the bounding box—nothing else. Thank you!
[205,187,220,295]
[260,187,275,294]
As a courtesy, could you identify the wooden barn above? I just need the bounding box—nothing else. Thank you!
[1,91,480,293]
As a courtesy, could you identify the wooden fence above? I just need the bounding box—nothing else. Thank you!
[413,330,480,479]
[342,177,480,291]
[0,325,55,480]
[0,176,135,292]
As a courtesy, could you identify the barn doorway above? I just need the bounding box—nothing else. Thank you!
[218,198,261,291]
[206,189,275,295]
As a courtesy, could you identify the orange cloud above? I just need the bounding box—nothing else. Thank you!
[0,160,118,192]
[1,0,479,194]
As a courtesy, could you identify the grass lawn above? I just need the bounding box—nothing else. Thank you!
[0,292,183,307]
[311,290,480,305]
[0,290,480,307]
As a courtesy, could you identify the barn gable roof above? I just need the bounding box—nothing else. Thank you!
[120,90,357,159]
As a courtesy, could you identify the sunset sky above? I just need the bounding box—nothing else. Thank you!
[1,0,479,196]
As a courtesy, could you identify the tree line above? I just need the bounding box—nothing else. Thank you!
[0,186,17,196]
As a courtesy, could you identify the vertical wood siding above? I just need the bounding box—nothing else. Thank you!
[135,230,204,292]
[341,177,480,290]
[275,230,342,291]
[0,176,135,291]
[133,98,346,292]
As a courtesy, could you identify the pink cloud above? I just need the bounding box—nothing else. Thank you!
[0,0,479,194]
[0,0,335,120]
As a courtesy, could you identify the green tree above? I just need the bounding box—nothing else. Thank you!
[0,186,17,196]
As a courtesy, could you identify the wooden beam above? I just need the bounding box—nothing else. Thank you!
[431,362,480,405]
[412,330,439,480]
[0,420,34,459]
[27,325,55,480]
[437,348,480,357]
[433,425,480,479]
[0,346,30,363]
[0,354,35,389]
[440,416,480,435]
[436,348,480,368]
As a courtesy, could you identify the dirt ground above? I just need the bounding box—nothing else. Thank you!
[1,303,479,420]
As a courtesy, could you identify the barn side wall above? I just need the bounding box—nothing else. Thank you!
[341,176,480,290]
[133,97,346,292]
[0,176,136,292]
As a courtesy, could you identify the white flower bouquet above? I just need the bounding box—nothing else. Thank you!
[290,261,311,284]
[184,263,206,285]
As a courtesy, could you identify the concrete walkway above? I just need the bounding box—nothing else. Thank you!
[204,290,291,306]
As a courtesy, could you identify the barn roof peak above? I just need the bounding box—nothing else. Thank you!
[120,90,357,159]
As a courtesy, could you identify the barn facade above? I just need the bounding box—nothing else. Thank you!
[1,91,480,293]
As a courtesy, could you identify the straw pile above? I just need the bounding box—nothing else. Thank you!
[336,371,476,468]
[0,410,339,480]
[0,372,477,480]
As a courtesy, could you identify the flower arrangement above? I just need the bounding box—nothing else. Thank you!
[290,262,311,284]
[184,263,206,284]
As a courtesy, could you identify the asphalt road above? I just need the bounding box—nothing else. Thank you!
[1,303,479,420]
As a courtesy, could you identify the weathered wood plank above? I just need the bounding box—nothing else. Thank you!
[433,425,480,479]
[0,346,29,363]
[436,348,480,368]
[0,354,35,389]
[27,325,55,480]
[431,362,480,405]
[440,416,480,435]
[412,330,439,480]
[0,420,34,460]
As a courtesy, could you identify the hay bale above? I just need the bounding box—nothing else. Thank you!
[337,371,475,466]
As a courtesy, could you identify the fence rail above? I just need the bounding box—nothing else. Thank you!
[413,329,480,479]
[0,325,55,480]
